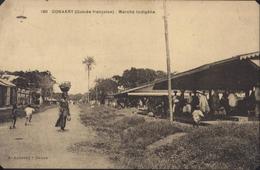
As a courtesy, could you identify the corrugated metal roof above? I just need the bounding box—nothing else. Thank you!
[114,83,154,96]
[1,74,19,82]
[238,51,260,60]
[0,78,16,87]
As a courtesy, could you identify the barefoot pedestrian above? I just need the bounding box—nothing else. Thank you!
[10,104,18,129]
[24,104,35,126]
[55,81,71,131]
[55,93,70,131]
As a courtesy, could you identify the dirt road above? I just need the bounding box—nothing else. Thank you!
[0,105,114,168]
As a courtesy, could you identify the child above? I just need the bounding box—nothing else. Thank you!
[10,104,18,129]
[192,105,204,127]
[24,104,35,126]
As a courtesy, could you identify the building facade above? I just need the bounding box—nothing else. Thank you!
[0,78,16,108]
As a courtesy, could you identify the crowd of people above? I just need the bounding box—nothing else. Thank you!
[171,89,257,126]
[134,88,257,126]
[173,90,256,116]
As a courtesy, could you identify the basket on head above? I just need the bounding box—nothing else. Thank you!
[59,81,71,92]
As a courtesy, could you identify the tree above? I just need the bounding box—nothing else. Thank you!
[8,70,56,102]
[113,67,167,89]
[38,71,56,101]
[90,78,118,104]
[82,56,95,102]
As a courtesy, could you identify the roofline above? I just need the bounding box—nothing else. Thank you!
[0,78,16,87]
[154,51,260,85]
[114,82,155,96]
[114,51,259,96]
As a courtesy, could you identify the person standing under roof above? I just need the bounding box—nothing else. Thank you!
[191,91,199,112]
[211,90,221,114]
[199,91,210,114]
[187,92,193,104]
[178,90,186,113]
[172,91,179,113]
[220,91,229,114]
[228,91,238,115]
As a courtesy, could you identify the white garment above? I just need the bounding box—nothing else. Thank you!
[172,96,179,103]
[228,93,238,107]
[183,104,192,113]
[25,107,35,117]
[187,96,193,104]
[192,110,204,123]
[199,95,210,113]
[39,97,43,105]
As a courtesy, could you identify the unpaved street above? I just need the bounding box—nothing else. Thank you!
[0,105,114,168]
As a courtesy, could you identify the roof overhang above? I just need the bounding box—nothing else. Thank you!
[154,52,260,91]
[0,79,16,87]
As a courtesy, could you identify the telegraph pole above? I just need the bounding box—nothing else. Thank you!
[163,0,173,122]
[95,76,98,102]
[87,68,90,103]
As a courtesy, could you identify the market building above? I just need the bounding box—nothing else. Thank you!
[114,51,259,118]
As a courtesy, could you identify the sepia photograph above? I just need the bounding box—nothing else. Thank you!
[0,0,259,169]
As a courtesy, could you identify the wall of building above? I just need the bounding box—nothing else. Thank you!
[0,86,16,107]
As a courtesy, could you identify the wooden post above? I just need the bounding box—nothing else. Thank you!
[87,66,90,103]
[163,0,173,122]
[95,76,98,102]
[255,84,260,119]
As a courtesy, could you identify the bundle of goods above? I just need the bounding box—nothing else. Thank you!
[59,81,71,92]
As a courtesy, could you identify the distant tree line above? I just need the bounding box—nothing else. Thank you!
[70,67,169,104]
[1,70,56,102]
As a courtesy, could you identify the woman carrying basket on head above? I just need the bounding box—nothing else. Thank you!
[55,82,71,131]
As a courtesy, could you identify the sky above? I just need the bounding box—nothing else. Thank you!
[0,0,259,94]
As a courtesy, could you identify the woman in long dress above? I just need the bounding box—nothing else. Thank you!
[55,93,70,130]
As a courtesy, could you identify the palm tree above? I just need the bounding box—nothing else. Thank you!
[82,56,95,103]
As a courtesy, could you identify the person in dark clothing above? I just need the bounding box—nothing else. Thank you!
[10,104,18,129]
[220,91,230,114]
[191,91,199,111]
[55,93,70,131]
[211,90,221,114]
[246,90,256,114]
